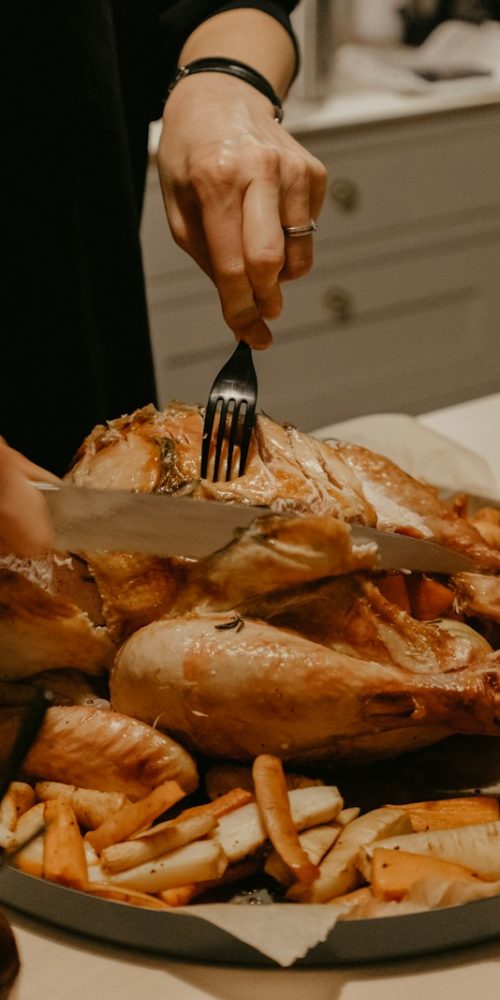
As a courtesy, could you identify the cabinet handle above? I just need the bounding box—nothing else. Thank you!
[330,178,358,212]
[324,288,352,323]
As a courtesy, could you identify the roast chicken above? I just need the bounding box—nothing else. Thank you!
[1,401,500,782]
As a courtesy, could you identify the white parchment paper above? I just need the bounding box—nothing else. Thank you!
[183,902,343,967]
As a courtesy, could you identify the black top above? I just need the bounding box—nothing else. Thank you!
[2,1,298,473]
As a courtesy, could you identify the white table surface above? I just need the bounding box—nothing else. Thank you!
[5,392,500,1000]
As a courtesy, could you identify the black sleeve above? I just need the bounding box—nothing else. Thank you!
[156,1,300,102]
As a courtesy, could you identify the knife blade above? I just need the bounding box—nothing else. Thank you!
[349,524,477,574]
[33,482,478,571]
[34,482,270,558]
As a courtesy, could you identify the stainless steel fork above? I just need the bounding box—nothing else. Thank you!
[200,341,258,482]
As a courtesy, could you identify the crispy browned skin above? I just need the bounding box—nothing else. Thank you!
[0,568,114,680]
[85,552,190,643]
[23,705,198,798]
[237,575,491,673]
[111,615,500,765]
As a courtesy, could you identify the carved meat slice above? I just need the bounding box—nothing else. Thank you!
[111,615,500,765]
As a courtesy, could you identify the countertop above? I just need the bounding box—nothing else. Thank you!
[284,75,500,135]
[4,392,500,999]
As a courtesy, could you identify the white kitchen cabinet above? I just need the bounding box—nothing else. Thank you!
[141,99,500,431]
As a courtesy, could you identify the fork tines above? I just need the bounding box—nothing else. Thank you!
[201,341,258,482]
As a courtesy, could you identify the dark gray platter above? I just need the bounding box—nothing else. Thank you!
[0,866,499,968]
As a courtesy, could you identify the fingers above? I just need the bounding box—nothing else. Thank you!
[159,175,215,282]
[162,164,274,349]
[158,89,328,350]
[199,165,276,350]
[0,442,55,557]
[280,174,313,283]
[280,151,327,284]
[241,174,283,323]
[204,145,326,345]
[198,147,320,350]
[8,449,61,486]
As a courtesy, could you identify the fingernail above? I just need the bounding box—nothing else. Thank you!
[250,330,272,350]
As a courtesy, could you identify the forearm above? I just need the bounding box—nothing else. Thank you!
[178,8,296,98]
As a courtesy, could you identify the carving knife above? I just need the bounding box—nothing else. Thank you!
[349,524,476,574]
[33,482,269,559]
[33,482,477,571]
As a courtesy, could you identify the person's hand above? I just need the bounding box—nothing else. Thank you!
[0,439,59,556]
[158,74,327,349]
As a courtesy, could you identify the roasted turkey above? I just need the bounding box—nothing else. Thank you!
[1,401,500,775]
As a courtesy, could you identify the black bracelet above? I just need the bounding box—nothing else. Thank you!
[167,57,284,123]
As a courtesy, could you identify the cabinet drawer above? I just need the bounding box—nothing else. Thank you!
[303,109,500,247]
[158,229,499,342]
[257,291,496,430]
[149,231,471,359]
[151,235,500,430]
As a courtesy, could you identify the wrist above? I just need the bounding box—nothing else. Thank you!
[166,58,284,123]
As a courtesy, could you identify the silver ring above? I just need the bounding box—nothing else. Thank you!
[282,220,317,238]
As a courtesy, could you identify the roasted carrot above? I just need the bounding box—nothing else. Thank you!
[43,799,88,890]
[173,787,254,823]
[85,780,185,854]
[377,574,411,613]
[158,884,201,907]
[406,575,454,620]
[370,847,481,901]
[387,796,500,832]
